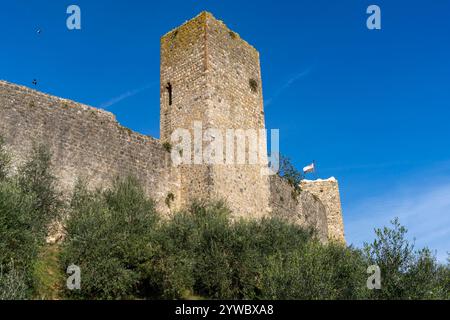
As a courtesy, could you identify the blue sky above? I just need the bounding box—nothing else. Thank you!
[0,1,449,261]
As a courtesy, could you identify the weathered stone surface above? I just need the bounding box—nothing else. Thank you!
[0,80,180,215]
[0,12,345,242]
[269,175,328,242]
[301,178,346,243]
[160,12,271,219]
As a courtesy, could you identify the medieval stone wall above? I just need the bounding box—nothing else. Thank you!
[301,178,346,242]
[269,175,329,242]
[0,80,179,214]
[0,12,346,243]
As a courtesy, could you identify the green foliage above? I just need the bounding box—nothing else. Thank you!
[249,79,259,93]
[139,201,364,300]
[0,141,60,298]
[61,176,160,300]
[0,137,448,300]
[61,183,450,300]
[0,180,37,281]
[0,262,28,300]
[165,192,175,208]
[279,155,303,200]
[363,218,449,300]
[0,137,10,181]
[229,31,237,39]
[162,142,172,153]
[124,201,232,299]
[261,242,367,300]
[18,143,61,226]
[32,245,65,300]
[279,155,303,187]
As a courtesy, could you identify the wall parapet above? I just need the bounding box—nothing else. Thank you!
[0,80,179,215]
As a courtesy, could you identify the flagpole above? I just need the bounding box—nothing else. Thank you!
[313,160,318,180]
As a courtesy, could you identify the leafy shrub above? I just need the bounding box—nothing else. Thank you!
[32,245,65,300]
[0,262,28,300]
[142,202,358,299]
[278,155,304,201]
[222,217,314,299]
[0,137,10,181]
[0,141,60,298]
[261,241,367,300]
[363,218,449,300]
[143,201,354,300]
[18,143,61,227]
[61,184,449,300]
[61,176,160,300]
[140,201,230,299]
[1,137,448,300]
[0,181,37,281]
[144,208,449,300]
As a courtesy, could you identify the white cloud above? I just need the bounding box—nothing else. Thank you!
[345,169,450,263]
[99,82,157,109]
[265,67,313,107]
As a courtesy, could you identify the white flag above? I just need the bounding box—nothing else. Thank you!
[303,163,315,174]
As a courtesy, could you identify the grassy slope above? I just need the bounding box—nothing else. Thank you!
[33,245,65,300]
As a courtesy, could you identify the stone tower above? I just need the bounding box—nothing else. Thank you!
[301,178,345,242]
[160,12,271,218]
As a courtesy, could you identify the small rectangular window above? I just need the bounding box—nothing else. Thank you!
[166,82,173,106]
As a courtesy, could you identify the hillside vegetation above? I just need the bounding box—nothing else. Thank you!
[0,139,448,300]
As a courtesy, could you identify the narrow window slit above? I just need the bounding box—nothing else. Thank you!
[166,82,173,106]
